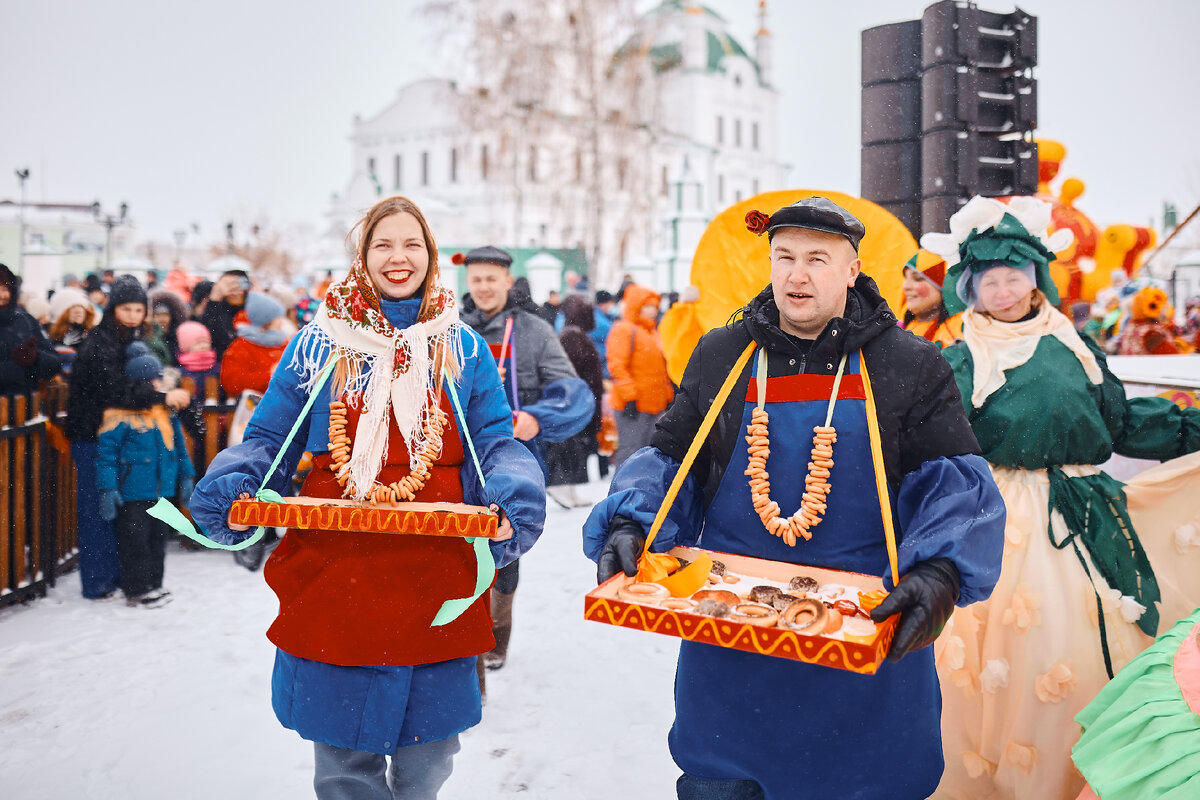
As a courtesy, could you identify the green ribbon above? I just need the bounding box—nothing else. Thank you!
[430,369,496,627]
[148,362,336,551]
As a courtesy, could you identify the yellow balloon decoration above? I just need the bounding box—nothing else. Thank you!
[665,190,917,375]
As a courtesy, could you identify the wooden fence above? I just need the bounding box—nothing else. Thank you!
[0,376,238,609]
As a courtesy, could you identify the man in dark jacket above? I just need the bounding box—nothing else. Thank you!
[460,244,595,685]
[0,263,62,395]
[582,197,1006,800]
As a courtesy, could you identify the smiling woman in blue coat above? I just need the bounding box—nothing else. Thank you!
[189,196,546,800]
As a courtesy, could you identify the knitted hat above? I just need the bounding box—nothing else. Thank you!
[594,290,615,305]
[50,286,94,321]
[125,353,163,382]
[921,196,1073,316]
[243,291,284,328]
[176,321,212,352]
[125,341,152,360]
[108,275,148,308]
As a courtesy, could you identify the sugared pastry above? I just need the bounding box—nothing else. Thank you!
[693,589,740,606]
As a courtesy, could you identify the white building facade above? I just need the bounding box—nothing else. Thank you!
[329,0,787,298]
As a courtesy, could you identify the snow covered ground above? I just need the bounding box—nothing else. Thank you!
[0,481,684,799]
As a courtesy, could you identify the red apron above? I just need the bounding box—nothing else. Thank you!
[263,391,495,667]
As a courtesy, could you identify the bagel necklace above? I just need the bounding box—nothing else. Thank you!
[746,348,848,547]
[327,398,448,504]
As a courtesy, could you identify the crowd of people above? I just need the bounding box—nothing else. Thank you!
[1,189,1198,800]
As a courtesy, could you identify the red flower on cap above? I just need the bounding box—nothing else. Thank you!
[745,210,769,236]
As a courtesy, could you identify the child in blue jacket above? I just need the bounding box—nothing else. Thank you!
[96,351,195,608]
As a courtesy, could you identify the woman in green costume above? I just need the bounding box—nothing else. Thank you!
[920,197,1200,800]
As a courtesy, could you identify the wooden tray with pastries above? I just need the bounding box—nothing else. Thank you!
[228,497,500,539]
[584,546,897,674]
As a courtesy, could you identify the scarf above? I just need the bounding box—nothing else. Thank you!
[292,257,465,500]
[179,349,217,373]
[961,295,1102,408]
[235,323,290,348]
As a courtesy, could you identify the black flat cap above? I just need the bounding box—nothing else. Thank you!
[767,197,866,252]
[462,245,513,268]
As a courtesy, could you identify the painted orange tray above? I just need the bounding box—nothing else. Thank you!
[228,497,500,539]
[585,546,896,674]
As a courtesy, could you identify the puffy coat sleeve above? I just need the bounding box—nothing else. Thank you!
[890,345,1004,604]
[522,377,595,442]
[455,329,546,568]
[895,454,1005,605]
[582,446,705,561]
[1084,338,1200,460]
[189,332,322,544]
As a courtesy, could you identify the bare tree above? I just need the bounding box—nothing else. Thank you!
[421,0,662,288]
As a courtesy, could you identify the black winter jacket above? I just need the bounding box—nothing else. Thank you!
[651,275,981,505]
[67,315,159,442]
[0,265,62,395]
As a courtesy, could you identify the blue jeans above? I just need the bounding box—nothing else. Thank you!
[677,773,766,800]
[72,441,120,598]
[313,736,460,800]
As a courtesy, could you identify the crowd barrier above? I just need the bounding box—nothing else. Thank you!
[0,376,238,609]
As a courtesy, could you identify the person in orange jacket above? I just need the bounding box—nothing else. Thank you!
[606,284,674,466]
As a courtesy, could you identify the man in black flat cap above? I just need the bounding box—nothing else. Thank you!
[582,196,1005,799]
[459,245,595,687]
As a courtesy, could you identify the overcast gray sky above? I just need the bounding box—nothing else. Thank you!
[3,0,1197,244]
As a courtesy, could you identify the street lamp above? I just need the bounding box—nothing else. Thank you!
[92,200,129,271]
[14,168,29,277]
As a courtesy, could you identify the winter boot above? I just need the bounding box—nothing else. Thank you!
[485,589,514,671]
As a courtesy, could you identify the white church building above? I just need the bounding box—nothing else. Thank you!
[327,1,787,300]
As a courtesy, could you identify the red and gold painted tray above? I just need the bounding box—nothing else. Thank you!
[585,546,897,674]
[228,497,500,539]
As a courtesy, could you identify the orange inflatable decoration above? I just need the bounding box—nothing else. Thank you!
[664,190,916,377]
[1018,139,1157,306]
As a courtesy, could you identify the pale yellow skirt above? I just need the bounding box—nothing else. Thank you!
[933,452,1200,800]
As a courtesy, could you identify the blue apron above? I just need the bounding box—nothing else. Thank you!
[667,350,942,800]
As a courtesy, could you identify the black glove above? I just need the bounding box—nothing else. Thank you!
[620,401,639,420]
[597,514,646,584]
[870,557,960,662]
[11,336,38,368]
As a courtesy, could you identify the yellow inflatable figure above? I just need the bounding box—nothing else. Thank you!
[664,190,916,374]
